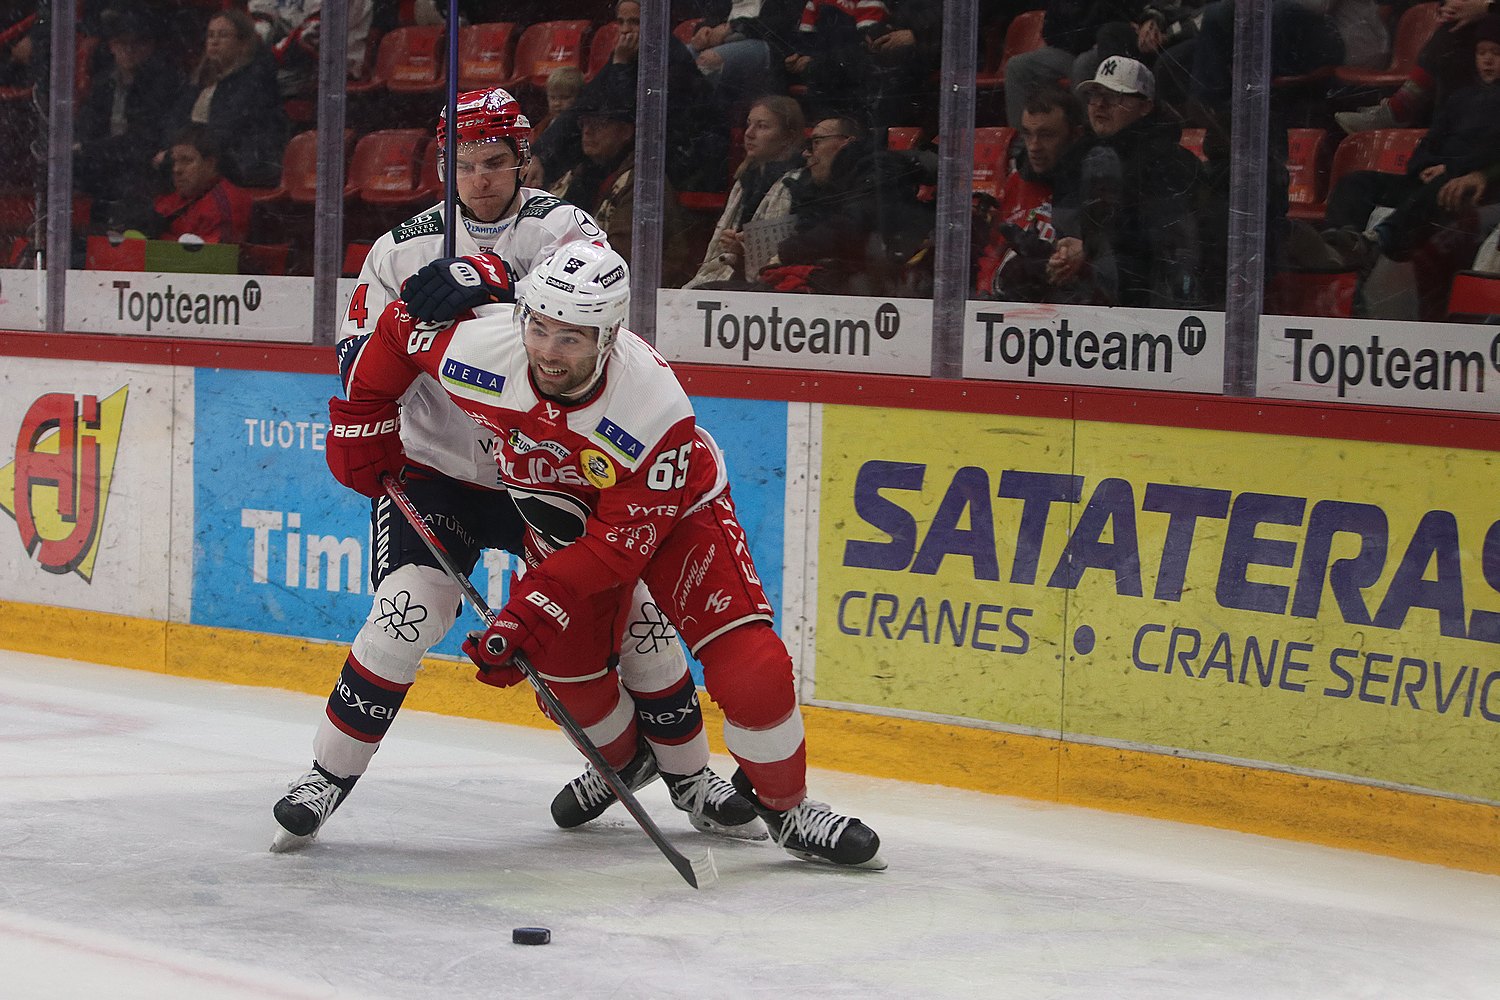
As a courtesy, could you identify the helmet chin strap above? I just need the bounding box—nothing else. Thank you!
[460,181,522,227]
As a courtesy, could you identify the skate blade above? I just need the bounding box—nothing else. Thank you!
[786,847,888,871]
[269,826,316,853]
[689,815,769,842]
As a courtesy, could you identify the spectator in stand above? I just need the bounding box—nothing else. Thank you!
[784,0,938,127]
[1338,2,1500,133]
[1003,1,1127,129]
[248,0,375,102]
[688,0,803,105]
[760,114,934,294]
[1066,2,1204,117]
[74,4,185,233]
[974,86,1088,301]
[685,95,805,288]
[127,124,253,244]
[531,1,727,193]
[520,66,585,190]
[1185,0,1386,115]
[549,88,695,285]
[161,9,288,189]
[1048,57,1202,307]
[1322,22,1500,273]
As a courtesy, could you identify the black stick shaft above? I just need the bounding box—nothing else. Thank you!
[378,473,703,887]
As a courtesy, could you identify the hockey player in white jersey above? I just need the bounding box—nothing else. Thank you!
[271,88,759,852]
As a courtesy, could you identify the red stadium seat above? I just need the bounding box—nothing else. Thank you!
[457,22,516,91]
[1266,268,1359,318]
[972,126,1016,199]
[1446,271,1500,323]
[349,25,445,98]
[85,234,145,271]
[239,242,291,276]
[261,130,350,206]
[993,10,1044,90]
[506,20,591,91]
[343,241,375,277]
[1336,3,1440,88]
[588,22,620,81]
[1179,128,1207,162]
[1285,128,1333,222]
[1287,128,1425,223]
[345,129,436,207]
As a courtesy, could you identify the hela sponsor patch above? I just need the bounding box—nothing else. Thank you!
[392,208,444,244]
[440,358,507,395]
[594,417,645,460]
[579,448,617,489]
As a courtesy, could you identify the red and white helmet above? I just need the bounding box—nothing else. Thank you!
[435,88,532,178]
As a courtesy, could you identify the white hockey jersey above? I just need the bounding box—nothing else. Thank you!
[336,191,608,487]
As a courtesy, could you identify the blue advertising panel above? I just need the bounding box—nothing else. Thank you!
[192,370,789,672]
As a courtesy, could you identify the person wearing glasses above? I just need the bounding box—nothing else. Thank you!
[764,115,934,295]
[1046,56,1202,309]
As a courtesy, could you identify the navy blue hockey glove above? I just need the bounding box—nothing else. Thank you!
[400,252,515,325]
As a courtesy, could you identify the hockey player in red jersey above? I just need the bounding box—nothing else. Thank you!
[332,241,884,869]
[272,88,759,852]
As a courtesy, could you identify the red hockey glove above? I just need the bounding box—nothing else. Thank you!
[400,252,515,325]
[464,573,577,686]
[325,396,403,497]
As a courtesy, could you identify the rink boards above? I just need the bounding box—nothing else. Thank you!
[2,335,1497,872]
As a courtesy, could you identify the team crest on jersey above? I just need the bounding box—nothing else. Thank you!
[594,417,645,461]
[517,196,564,221]
[579,448,617,489]
[393,208,444,244]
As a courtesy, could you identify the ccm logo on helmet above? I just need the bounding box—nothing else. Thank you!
[332,418,398,437]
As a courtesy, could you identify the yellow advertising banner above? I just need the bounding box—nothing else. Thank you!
[817,404,1500,802]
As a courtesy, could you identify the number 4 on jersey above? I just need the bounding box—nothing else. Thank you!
[347,283,369,328]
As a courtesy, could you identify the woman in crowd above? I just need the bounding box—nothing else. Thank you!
[159,8,287,189]
[685,95,805,288]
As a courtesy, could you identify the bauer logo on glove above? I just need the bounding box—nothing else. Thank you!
[401,252,516,325]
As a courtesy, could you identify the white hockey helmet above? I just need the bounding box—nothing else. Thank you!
[516,241,631,395]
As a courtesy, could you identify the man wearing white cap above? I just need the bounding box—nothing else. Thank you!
[1075,55,1157,138]
[1049,56,1203,308]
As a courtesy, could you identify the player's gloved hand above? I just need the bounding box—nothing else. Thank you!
[463,573,577,686]
[325,396,403,497]
[400,252,515,325]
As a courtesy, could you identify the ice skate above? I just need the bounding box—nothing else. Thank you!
[550,740,660,828]
[662,766,767,840]
[270,763,357,853]
[732,768,886,870]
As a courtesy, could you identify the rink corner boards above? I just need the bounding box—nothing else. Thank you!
[2,598,1495,878]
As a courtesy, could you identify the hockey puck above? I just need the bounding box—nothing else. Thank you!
[512,927,550,945]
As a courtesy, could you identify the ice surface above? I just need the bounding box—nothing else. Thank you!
[1,650,1496,1000]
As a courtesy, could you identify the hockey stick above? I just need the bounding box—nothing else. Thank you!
[442,0,460,258]
[378,473,717,889]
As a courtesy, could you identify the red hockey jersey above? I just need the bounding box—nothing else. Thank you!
[341,301,728,599]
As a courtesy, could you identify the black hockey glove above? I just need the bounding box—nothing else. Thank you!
[400,252,516,325]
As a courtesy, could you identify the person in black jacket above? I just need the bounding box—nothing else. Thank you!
[1324,23,1500,271]
[769,114,934,295]
[529,0,727,193]
[159,8,287,189]
[1048,56,1202,307]
[75,5,185,231]
[1004,0,1135,128]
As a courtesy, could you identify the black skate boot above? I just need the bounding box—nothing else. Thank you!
[270,763,358,853]
[661,766,767,840]
[731,767,886,869]
[550,740,660,828]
